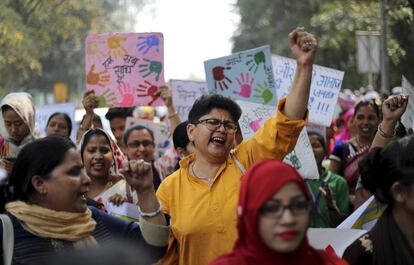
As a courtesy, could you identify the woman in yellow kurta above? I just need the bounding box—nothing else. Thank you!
[131,27,318,265]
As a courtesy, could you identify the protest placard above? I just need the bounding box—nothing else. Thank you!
[204,45,277,106]
[236,100,275,140]
[126,117,170,158]
[85,32,164,107]
[401,76,414,130]
[170,79,208,121]
[36,102,76,141]
[106,202,140,222]
[283,127,319,179]
[272,55,344,126]
[307,228,367,257]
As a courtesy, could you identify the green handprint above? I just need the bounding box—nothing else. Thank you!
[285,151,302,170]
[246,51,265,74]
[253,81,273,104]
[96,88,117,107]
[139,58,163,81]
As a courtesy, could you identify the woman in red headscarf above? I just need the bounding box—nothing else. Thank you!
[209,160,348,265]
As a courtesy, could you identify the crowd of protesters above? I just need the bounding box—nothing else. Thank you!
[0,27,413,265]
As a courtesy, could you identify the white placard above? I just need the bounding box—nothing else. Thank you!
[337,196,375,230]
[170,79,208,121]
[36,102,76,141]
[236,100,275,140]
[106,202,140,222]
[307,228,367,257]
[126,118,170,158]
[272,55,344,126]
[283,127,319,179]
[401,76,414,130]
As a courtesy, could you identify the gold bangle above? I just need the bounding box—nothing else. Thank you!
[168,111,178,119]
[378,123,395,138]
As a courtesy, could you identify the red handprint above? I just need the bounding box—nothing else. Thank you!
[212,66,232,91]
[137,80,160,106]
[234,72,254,97]
[114,83,135,106]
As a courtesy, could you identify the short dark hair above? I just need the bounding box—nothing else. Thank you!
[308,131,327,155]
[360,136,414,208]
[105,107,133,121]
[123,125,154,146]
[46,112,72,137]
[188,94,242,124]
[173,121,189,149]
[1,104,13,113]
[354,99,380,119]
[10,135,76,201]
[80,128,112,161]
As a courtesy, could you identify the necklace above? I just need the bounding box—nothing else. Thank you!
[355,136,369,150]
[191,162,213,185]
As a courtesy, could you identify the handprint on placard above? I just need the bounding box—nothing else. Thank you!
[246,51,265,74]
[107,35,128,60]
[137,35,160,54]
[212,66,232,91]
[96,89,117,107]
[249,118,262,132]
[137,80,160,106]
[285,151,302,170]
[253,81,273,104]
[234,72,254,97]
[114,83,135,106]
[86,64,110,87]
[86,41,105,62]
[139,59,163,81]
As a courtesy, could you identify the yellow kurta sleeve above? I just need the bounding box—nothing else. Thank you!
[236,97,308,168]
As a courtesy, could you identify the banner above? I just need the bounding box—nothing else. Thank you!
[36,102,76,141]
[126,118,170,158]
[204,45,277,106]
[283,128,319,179]
[307,228,367,257]
[85,32,164,107]
[170,79,208,121]
[401,76,414,130]
[272,55,344,126]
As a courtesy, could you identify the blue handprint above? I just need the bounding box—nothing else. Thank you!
[139,59,163,81]
[137,35,160,54]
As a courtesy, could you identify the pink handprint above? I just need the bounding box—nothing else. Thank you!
[249,118,262,132]
[234,72,254,97]
[114,83,135,106]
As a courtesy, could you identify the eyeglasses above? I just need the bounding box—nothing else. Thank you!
[195,119,238,134]
[259,199,311,219]
[126,140,154,148]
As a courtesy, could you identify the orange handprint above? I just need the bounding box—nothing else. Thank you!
[107,35,128,60]
[86,41,105,62]
[86,64,110,87]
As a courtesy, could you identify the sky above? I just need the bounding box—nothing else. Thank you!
[134,0,240,81]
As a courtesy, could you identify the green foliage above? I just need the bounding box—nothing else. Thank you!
[0,0,146,98]
[233,0,414,90]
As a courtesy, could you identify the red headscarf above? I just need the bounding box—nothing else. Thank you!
[209,160,348,265]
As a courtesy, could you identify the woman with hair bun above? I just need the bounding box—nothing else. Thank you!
[343,134,414,264]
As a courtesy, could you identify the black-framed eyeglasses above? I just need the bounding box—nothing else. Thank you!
[259,199,311,219]
[195,119,238,134]
[126,140,154,148]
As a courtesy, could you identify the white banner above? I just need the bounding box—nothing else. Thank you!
[272,55,344,126]
[283,127,319,179]
[36,102,76,141]
[401,76,414,130]
[170,79,208,121]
